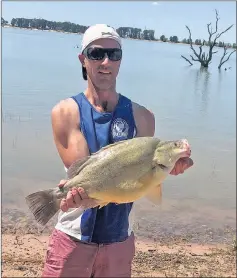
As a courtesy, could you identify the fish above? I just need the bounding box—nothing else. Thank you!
[25,136,191,226]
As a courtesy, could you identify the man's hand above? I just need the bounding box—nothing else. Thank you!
[58,180,100,212]
[170,157,194,176]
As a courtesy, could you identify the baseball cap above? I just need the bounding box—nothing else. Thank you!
[81,24,122,53]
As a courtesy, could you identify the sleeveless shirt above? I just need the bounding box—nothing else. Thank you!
[55,92,137,244]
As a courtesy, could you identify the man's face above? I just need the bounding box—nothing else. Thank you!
[79,38,122,90]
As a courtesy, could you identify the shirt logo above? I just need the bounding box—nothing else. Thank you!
[111,118,129,141]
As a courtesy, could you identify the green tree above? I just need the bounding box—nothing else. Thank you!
[160,35,167,42]
[195,39,202,45]
[11,18,17,26]
[143,29,155,40]
[1,17,8,26]
[218,41,224,47]
[182,38,187,44]
[170,35,178,43]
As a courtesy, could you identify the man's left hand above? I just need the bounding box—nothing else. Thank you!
[170,157,194,176]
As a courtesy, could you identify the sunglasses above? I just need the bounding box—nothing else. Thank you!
[83,47,122,61]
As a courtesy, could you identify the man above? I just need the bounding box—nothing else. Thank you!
[42,24,193,277]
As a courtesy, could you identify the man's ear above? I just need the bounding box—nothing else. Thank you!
[78,54,85,66]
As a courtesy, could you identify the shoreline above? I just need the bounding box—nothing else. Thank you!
[2,25,235,49]
[2,206,236,245]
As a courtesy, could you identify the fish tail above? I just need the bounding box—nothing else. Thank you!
[25,188,60,226]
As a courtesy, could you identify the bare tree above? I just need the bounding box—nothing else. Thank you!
[181,9,235,68]
[181,55,193,66]
[218,46,236,69]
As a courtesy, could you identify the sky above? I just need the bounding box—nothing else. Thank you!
[2,1,236,43]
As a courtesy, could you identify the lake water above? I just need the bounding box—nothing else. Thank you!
[2,27,236,242]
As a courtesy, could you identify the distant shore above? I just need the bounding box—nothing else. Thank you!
[3,25,234,50]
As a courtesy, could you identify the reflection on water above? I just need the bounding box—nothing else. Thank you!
[217,70,224,95]
[193,67,211,114]
[2,27,236,241]
[200,68,211,113]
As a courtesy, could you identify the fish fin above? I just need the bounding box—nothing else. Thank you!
[67,140,128,179]
[25,188,60,226]
[67,140,133,179]
[145,183,162,205]
[67,156,91,179]
[92,140,128,155]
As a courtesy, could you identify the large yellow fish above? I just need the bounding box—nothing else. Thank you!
[25,136,191,226]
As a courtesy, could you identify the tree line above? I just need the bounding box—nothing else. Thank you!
[1,17,155,41]
[160,34,236,49]
[1,16,236,49]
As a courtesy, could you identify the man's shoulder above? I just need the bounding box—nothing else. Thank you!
[52,98,78,115]
[131,101,155,137]
[131,101,155,122]
[51,97,80,125]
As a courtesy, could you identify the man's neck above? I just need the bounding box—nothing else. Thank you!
[84,82,119,112]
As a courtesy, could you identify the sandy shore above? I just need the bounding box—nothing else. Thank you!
[2,206,236,277]
[2,232,236,278]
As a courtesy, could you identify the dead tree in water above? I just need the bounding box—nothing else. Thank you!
[181,9,235,68]
[218,46,236,69]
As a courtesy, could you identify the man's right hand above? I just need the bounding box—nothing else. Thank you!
[58,180,100,212]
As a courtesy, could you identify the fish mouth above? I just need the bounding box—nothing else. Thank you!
[180,148,191,158]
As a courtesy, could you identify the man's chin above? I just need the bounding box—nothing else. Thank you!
[94,80,115,90]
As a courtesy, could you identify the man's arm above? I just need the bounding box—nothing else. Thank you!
[51,98,97,211]
[51,98,89,169]
[132,102,155,137]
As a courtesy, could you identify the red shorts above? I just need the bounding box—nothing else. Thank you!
[42,228,135,277]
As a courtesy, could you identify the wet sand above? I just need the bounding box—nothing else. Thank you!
[2,207,236,277]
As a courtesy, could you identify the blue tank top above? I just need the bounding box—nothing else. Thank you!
[71,92,137,244]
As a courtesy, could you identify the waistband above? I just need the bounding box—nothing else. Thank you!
[68,232,134,246]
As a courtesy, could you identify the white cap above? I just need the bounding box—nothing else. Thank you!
[81,24,122,53]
